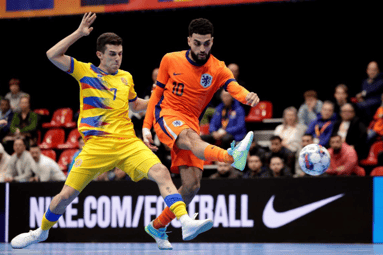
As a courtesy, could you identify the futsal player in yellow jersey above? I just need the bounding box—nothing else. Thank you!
[11,12,213,250]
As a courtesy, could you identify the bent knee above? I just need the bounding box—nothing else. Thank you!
[149,164,171,181]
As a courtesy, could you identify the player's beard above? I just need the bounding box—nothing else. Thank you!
[190,50,210,65]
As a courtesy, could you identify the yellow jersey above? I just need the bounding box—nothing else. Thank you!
[67,57,137,140]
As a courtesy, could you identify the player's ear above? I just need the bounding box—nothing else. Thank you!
[187,36,191,47]
[96,51,102,60]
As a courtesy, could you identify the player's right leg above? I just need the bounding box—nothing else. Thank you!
[147,163,213,243]
[11,185,80,249]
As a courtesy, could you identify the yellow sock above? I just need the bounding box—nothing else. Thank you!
[41,213,58,231]
[169,201,187,220]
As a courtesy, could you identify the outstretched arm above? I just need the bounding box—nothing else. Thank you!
[226,82,259,107]
[46,12,96,71]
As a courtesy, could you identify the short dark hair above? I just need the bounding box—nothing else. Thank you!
[303,134,314,139]
[188,18,214,37]
[330,134,342,139]
[1,98,10,105]
[303,90,317,99]
[96,32,123,53]
[270,135,282,142]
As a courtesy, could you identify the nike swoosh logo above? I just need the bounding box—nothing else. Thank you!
[262,193,344,229]
[173,72,182,76]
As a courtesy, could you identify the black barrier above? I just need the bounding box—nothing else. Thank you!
[7,177,372,243]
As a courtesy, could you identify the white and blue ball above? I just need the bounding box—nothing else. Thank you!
[299,144,331,176]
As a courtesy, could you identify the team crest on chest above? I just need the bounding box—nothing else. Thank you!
[200,73,213,88]
[121,77,128,86]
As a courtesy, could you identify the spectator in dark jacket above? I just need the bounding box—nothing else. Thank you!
[243,154,270,178]
[331,103,368,160]
[201,89,246,149]
[356,61,383,124]
[209,162,242,179]
[0,98,14,141]
[305,101,337,148]
[264,135,295,173]
[267,155,293,177]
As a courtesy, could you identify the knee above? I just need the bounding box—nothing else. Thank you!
[149,164,171,182]
[58,186,78,202]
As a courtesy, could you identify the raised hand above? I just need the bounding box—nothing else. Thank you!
[77,12,97,37]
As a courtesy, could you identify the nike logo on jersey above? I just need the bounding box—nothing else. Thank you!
[173,72,183,76]
[262,193,344,229]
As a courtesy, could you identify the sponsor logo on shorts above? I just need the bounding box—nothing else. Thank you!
[74,158,82,167]
[172,120,184,127]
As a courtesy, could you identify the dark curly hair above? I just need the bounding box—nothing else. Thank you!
[188,18,214,36]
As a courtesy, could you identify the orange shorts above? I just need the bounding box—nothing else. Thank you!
[154,115,205,174]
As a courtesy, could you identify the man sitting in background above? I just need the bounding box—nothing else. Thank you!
[201,90,246,149]
[268,156,292,177]
[243,154,269,178]
[29,145,66,182]
[4,78,29,113]
[264,135,295,173]
[0,98,14,141]
[4,138,36,182]
[209,162,242,179]
[326,135,362,176]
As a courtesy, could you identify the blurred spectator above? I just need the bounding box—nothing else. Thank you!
[305,100,337,148]
[202,90,246,149]
[248,136,267,158]
[333,84,351,118]
[29,145,66,182]
[356,61,383,124]
[96,167,132,181]
[274,106,307,153]
[209,162,242,179]
[268,156,293,177]
[3,96,38,148]
[0,143,11,182]
[295,134,315,177]
[326,135,361,176]
[331,103,368,160]
[4,78,29,113]
[0,98,14,141]
[298,90,323,127]
[243,154,270,178]
[366,93,383,147]
[67,137,85,175]
[264,135,295,173]
[4,138,36,182]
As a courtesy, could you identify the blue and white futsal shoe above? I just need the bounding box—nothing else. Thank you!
[180,213,213,241]
[145,213,212,250]
[228,131,254,171]
[145,221,173,250]
[11,227,49,249]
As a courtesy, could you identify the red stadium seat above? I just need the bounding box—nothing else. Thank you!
[42,108,76,128]
[58,149,78,171]
[39,128,65,149]
[360,141,383,166]
[57,129,81,149]
[371,166,383,176]
[354,166,366,176]
[40,149,57,161]
[34,108,50,116]
[245,101,273,122]
[200,124,210,135]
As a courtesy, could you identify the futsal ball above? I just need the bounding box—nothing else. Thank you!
[299,144,331,176]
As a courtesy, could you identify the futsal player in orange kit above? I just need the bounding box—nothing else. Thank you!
[143,18,260,250]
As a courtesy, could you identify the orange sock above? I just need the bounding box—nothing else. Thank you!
[153,207,176,229]
[204,145,234,163]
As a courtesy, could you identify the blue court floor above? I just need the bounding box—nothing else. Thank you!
[1,243,383,255]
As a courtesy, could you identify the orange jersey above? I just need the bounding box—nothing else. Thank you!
[157,50,237,121]
[144,50,250,129]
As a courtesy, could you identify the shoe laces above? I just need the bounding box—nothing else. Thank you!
[158,227,171,239]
